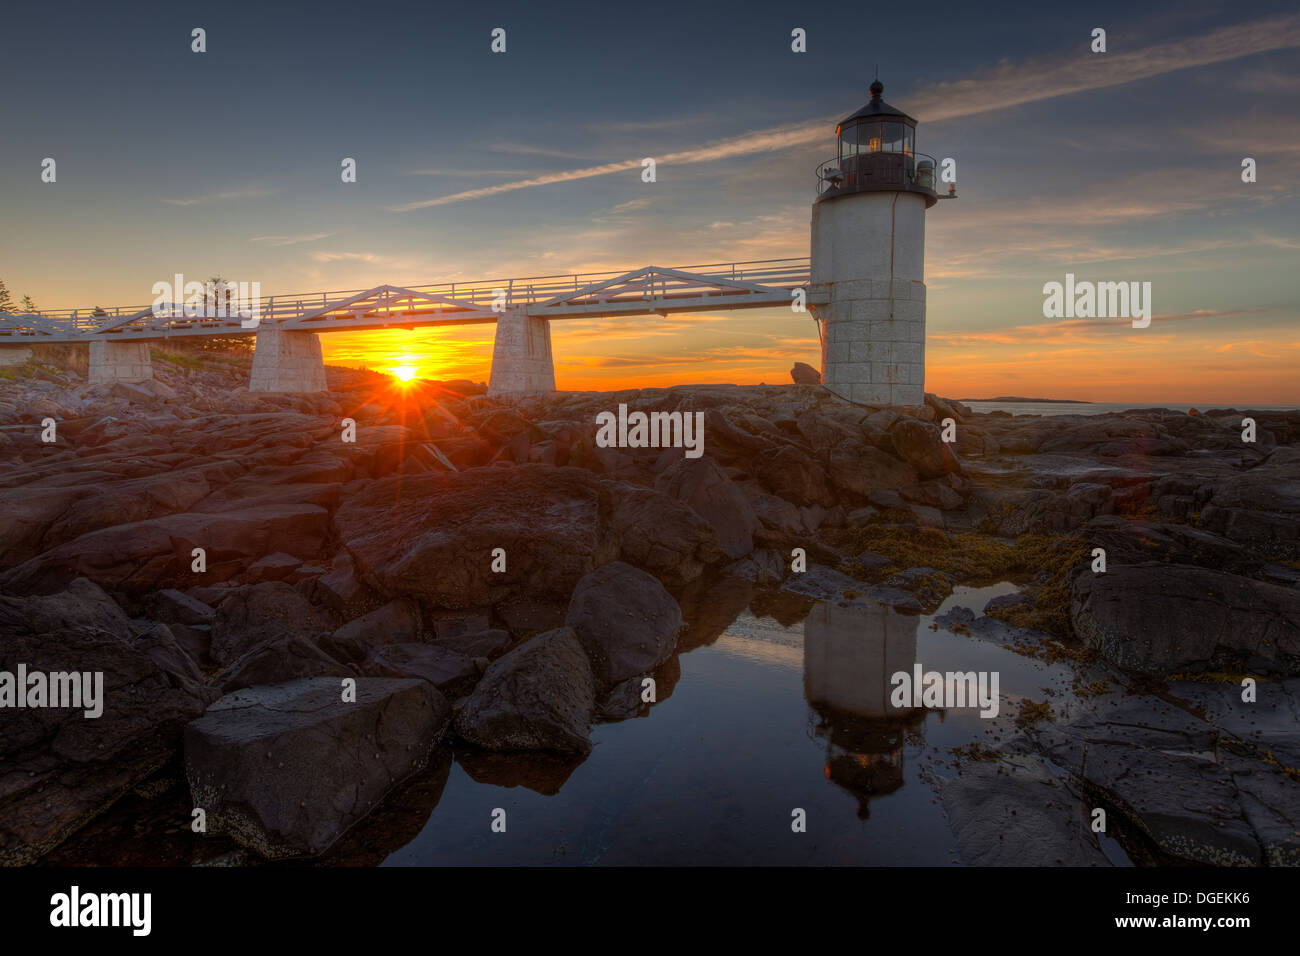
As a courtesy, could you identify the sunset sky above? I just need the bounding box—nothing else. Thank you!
[1,0,1297,402]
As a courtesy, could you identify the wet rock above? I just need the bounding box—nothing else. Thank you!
[782,564,923,613]
[940,752,1109,866]
[454,627,596,754]
[565,561,682,685]
[1034,694,1263,866]
[1071,563,1300,675]
[0,583,210,865]
[184,677,449,859]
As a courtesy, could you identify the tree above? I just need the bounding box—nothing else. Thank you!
[0,280,12,314]
[19,294,38,314]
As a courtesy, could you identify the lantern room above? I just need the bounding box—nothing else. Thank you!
[815,79,941,206]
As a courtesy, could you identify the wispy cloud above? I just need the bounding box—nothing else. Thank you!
[160,187,275,206]
[309,251,385,263]
[250,232,335,246]
[390,14,1300,212]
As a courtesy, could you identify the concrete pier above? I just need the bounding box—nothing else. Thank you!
[248,328,327,393]
[88,339,153,385]
[487,308,555,396]
[0,347,33,367]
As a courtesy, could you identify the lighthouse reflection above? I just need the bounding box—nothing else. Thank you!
[803,600,926,819]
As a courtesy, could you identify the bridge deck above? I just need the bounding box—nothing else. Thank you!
[0,257,818,343]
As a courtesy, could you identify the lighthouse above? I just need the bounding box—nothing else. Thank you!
[809,79,951,407]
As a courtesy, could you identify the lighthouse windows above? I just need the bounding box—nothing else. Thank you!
[883,122,904,153]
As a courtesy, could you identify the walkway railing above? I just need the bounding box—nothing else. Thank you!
[0,257,810,334]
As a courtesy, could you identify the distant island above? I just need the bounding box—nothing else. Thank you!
[959,396,1092,404]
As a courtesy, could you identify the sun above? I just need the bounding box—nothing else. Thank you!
[392,365,418,383]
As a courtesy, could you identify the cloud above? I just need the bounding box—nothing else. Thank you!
[250,233,335,246]
[160,187,274,206]
[309,251,385,263]
[389,14,1300,211]
[929,308,1268,346]
[605,198,654,215]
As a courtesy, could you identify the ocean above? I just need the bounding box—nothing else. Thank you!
[961,401,1299,418]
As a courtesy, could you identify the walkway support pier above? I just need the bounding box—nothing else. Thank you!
[249,327,327,393]
[89,339,153,385]
[488,308,555,396]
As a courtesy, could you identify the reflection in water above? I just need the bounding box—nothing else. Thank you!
[803,601,927,819]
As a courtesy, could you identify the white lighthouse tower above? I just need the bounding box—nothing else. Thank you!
[809,79,952,407]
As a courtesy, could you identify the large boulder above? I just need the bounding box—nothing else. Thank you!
[1071,563,1300,674]
[887,417,962,480]
[565,561,682,685]
[0,581,211,865]
[790,362,821,385]
[454,627,596,754]
[827,441,918,497]
[653,455,760,559]
[598,481,725,586]
[752,444,834,508]
[184,677,450,859]
[335,465,617,609]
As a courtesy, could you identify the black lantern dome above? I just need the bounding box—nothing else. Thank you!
[815,80,939,206]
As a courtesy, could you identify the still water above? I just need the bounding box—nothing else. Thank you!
[963,401,1298,418]
[376,580,1089,866]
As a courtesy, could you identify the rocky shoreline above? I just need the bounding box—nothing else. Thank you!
[1,349,1297,866]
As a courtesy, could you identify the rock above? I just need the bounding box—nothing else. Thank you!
[887,417,962,479]
[599,481,724,586]
[782,564,923,613]
[335,465,617,609]
[564,561,682,685]
[753,444,834,508]
[184,677,449,859]
[364,643,479,695]
[654,455,760,559]
[322,599,421,664]
[940,752,1109,866]
[215,635,352,693]
[1071,563,1300,674]
[0,503,332,596]
[210,581,336,666]
[0,584,210,865]
[246,552,303,583]
[790,362,821,385]
[1035,694,1264,866]
[435,628,512,659]
[827,441,918,496]
[454,627,596,754]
